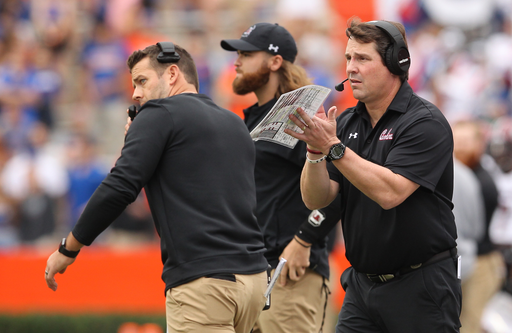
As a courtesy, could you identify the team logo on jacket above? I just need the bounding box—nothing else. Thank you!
[379,128,394,141]
[242,25,256,37]
[308,209,325,227]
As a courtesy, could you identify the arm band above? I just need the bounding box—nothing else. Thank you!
[296,194,342,244]
[306,153,327,164]
[307,147,323,155]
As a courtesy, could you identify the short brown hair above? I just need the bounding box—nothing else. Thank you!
[346,17,409,82]
[127,43,199,91]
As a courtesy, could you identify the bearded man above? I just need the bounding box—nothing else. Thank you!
[221,23,341,333]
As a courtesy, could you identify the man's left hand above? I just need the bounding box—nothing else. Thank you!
[278,237,311,286]
[285,106,340,152]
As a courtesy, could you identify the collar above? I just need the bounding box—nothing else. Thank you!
[243,97,278,117]
[354,81,414,117]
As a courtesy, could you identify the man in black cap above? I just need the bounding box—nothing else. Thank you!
[221,23,341,333]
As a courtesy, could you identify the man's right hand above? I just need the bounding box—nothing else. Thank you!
[45,251,76,291]
[285,106,340,154]
[124,108,133,136]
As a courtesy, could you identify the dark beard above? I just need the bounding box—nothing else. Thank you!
[232,64,271,95]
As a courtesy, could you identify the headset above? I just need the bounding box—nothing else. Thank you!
[156,41,181,63]
[335,20,410,92]
[367,20,410,76]
[127,42,181,120]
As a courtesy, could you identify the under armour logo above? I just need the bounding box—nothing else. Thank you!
[349,133,358,139]
[268,44,279,53]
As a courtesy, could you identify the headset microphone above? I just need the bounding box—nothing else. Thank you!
[335,78,348,92]
[128,105,138,120]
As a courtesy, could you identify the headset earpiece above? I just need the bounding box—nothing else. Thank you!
[156,42,180,63]
[367,21,410,75]
[385,46,395,73]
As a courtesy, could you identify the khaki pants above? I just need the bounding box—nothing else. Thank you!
[460,251,506,333]
[253,268,329,333]
[166,271,267,333]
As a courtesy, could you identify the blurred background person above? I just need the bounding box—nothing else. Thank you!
[452,158,485,282]
[487,117,512,291]
[1,121,68,244]
[64,132,108,228]
[453,119,507,333]
[0,136,15,247]
[77,18,130,157]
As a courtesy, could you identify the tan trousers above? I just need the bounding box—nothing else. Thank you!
[166,271,267,333]
[460,251,506,333]
[253,268,329,333]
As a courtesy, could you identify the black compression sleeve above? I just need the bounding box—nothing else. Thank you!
[296,193,342,244]
[72,183,135,245]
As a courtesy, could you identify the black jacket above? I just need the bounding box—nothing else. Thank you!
[244,99,340,279]
[73,93,268,292]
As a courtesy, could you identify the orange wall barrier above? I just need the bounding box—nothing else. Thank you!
[0,245,165,314]
[0,243,351,315]
[328,243,351,312]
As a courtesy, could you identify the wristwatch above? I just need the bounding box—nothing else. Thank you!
[326,142,346,162]
[58,238,80,258]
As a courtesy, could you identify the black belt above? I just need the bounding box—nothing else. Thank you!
[365,248,457,283]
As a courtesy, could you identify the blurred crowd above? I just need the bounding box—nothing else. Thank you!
[0,0,511,330]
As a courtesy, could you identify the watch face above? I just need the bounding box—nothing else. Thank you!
[329,143,345,161]
[332,145,344,156]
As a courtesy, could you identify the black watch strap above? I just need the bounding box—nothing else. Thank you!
[58,238,80,258]
[326,142,346,162]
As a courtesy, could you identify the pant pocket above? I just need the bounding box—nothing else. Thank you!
[340,266,353,292]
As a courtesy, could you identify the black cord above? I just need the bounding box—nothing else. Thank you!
[318,277,331,333]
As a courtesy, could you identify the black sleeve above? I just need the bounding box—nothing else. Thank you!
[71,102,171,245]
[295,193,341,244]
[385,118,453,192]
[72,183,135,245]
